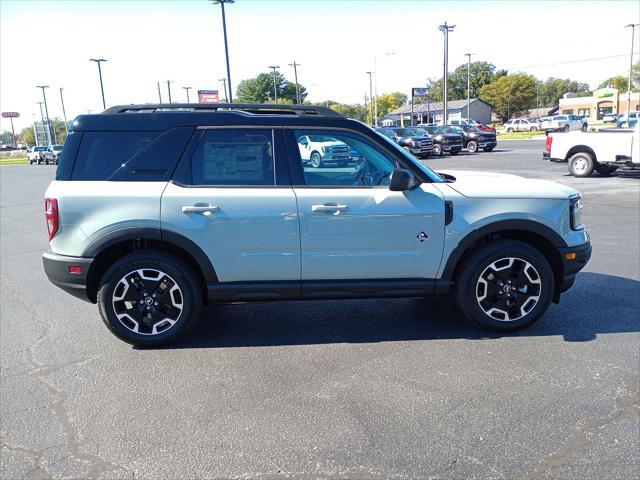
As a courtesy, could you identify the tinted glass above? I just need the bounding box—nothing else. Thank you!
[55,131,82,181]
[394,128,417,137]
[72,131,160,180]
[191,129,274,186]
[294,130,395,187]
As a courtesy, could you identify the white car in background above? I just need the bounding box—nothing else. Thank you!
[503,118,540,132]
[28,146,48,164]
[298,134,351,168]
[540,114,588,132]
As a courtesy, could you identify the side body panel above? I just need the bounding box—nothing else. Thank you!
[550,131,634,162]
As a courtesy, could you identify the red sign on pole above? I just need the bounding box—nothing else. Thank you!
[2,112,20,118]
[197,90,220,104]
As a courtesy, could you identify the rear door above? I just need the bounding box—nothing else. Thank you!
[161,128,300,283]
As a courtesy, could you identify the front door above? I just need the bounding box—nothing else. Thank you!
[288,129,445,281]
[161,128,300,283]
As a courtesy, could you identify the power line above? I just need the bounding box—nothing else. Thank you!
[516,52,639,70]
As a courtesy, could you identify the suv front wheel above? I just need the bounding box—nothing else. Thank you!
[97,250,202,347]
[454,240,554,331]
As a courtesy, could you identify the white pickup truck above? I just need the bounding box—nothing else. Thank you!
[543,124,639,177]
[540,114,588,132]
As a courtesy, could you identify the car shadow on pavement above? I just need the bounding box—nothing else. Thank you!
[163,272,639,349]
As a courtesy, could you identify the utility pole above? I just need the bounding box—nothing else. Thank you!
[36,101,47,147]
[625,23,639,114]
[268,65,280,103]
[89,58,107,109]
[157,82,163,103]
[166,80,173,103]
[182,86,192,103]
[36,85,55,145]
[438,22,455,125]
[465,52,473,121]
[366,71,373,125]
[288,61,301,104]
[59,87,68,132]
[212,0,235,103]
[219,78,228,102]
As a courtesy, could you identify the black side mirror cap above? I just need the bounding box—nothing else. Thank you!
[389,168,419,191]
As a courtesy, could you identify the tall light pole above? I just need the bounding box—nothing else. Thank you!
[373,52,395,127]
[212,0,234,103]
[59,87,68,132]
[157,82,163,103]
[366,71,373,125]
[268,65,280,103]
[625,23,639,114]
[464,52,473,120]
[166,80,173,103]
[35,102,47,147]
[89,58,107,109]
[438,22,455,125]
[182,86,192,103]
[288,61,302,104]
[219,78,228,102]
[36,85,55,145]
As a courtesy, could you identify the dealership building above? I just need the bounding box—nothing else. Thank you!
[384,98,494,126]
[558,87,639,120]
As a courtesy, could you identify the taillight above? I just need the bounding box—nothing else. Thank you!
[545,135,553,152]
[44,198,59,241]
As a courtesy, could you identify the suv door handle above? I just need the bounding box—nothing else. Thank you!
[311,204,348,213]
[181,204,220,214]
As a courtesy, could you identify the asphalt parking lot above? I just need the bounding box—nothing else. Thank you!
[1,140,639,479]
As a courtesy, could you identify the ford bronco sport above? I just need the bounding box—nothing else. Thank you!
[43,103,591,346]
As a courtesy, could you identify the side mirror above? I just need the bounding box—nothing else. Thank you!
[389,168,418,191]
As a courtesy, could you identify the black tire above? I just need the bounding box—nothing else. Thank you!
[432,144,443,156]
[568,151,595,177]
[595,164,618,176]
[563,124,570,132]
[581,123,588,132]
[507,127,514,133]
[309,151,322,168]
[530,127,535,131]
[97,250,202,347]
[466,140,478,153]
[454,239,554,331]
[483,146,495,152]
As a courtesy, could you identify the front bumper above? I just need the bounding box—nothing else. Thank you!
[558,241,591,293]
[42,251,94,303]
[479,140,497,148]
[443,143,463,152]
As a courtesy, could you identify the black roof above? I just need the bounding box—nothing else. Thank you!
[70,103,362,132]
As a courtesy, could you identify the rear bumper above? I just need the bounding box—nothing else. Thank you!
[543,151,565,162]
[42,251,94,303]
[558,241,591,293]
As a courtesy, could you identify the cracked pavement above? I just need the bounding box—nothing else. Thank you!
[1,142,639,479]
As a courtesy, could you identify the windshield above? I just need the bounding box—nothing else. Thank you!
[424,126,445,135]
[443,126,463,133]
[375,128,395,138]
[394,128,418,137]
[308,135,336,142]
[554,115,567,120]
[35,147,47,151]
[408,127,427,135]
[53,145,63,151]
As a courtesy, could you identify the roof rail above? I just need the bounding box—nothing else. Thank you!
[101,103,342,118]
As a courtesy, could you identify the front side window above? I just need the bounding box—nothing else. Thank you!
[294,130,396,187]
[191,129,274,186]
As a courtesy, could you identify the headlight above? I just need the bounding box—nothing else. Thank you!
[570,196,584,230]
[410,140,416,147]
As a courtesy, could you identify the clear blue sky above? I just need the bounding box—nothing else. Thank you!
[1,0,639,131]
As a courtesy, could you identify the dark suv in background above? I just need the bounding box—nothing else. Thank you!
[375,127,433,158]
[441,125,497,153]
[411,126,462,156]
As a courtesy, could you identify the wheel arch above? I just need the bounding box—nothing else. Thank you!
[441,220,566,303]
[565,145,596,163]
[84,228,217,303]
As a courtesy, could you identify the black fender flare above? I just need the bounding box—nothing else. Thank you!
[440,219,567,280]
[82,227,218,283]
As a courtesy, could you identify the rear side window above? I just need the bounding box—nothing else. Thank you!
[190,129,275,186]
[55,131,82,180]
[72,131,160,180]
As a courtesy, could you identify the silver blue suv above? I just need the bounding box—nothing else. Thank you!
[42,103,591,346]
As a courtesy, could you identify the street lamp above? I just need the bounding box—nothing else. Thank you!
[89,58,107,109]
[373,51,395,127]
[157,82,163,103]
[35,102,47,147]
[366,71,373,125]
[438,22,455,124]
[219,78,228,102]
[464,53,473,121]
[182,86,192,103]
[268,65,280,103]
[625,23,639,114]
[212,0,234,103]
[59,87,68,132]
[36,85,55,145]
[288,61,302,104]
[166,80,173,103]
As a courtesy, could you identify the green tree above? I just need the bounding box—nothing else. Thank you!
[18,126,35,145]
[538,78,591,107]
[236,71,308,104]
[480,73,537,121]
[424,62,507,103]
[597,75,631,92]
[633,61,640,90]
[376,92,407,118]
[326,101,368,122]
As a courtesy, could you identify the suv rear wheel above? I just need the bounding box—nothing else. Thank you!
[466,140,478,153]
[454,240,554,331]
[568,152,595,177]
[97,250,202,347]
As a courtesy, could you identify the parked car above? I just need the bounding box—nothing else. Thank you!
[602,113,622,123]
[449,118,496,134]
[28,146,48,164]
[616,111,638,128]
[503,118,540,132]
[375,127,433,158]
[540,114,588,132]
[44,144,64,165]
[412,125,463,156]
[42,103,591,346]
[442,124,497,153]
[544,123,639,177]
